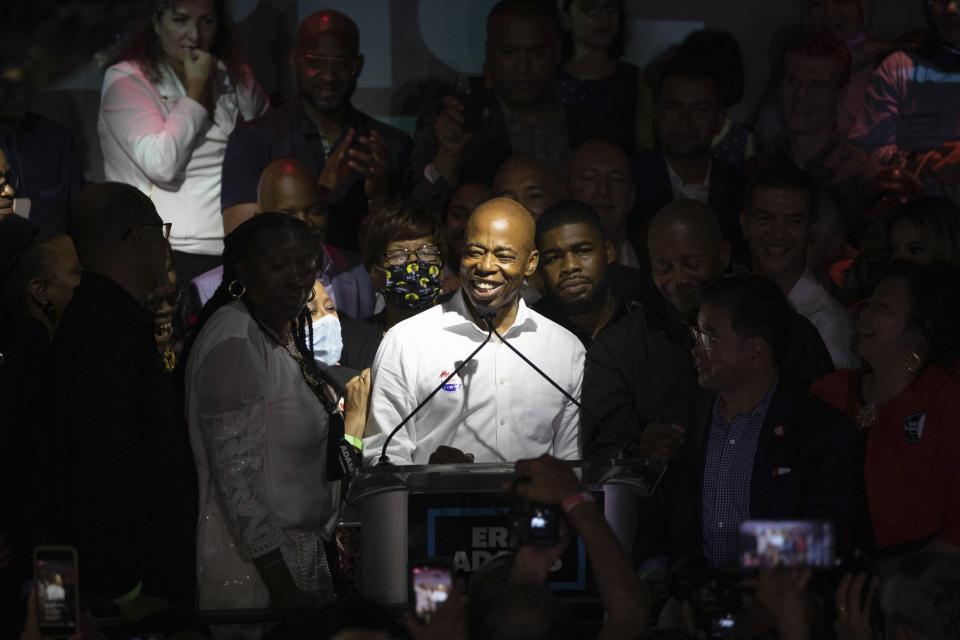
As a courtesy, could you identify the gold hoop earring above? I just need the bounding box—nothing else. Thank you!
[228,279,246,299]
[905,351,922,375]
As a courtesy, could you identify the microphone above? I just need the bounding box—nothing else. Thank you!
[476,312,605,431]
[377,305,498,465]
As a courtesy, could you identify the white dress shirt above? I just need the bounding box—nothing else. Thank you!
[98,60,268,255]
[666,157,711,204]
[363,291,584,465]
[787,268,860,370]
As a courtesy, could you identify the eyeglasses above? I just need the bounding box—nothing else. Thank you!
[380,244,441,266]
[122,222,172,242]
[577,1,620,17]
[146,288,184,312]
[690,326,721,350]
[0,169,19,193]
[297,54,359,75]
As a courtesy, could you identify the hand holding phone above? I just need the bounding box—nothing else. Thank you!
[33,546,79,638]
[409,558,453,625]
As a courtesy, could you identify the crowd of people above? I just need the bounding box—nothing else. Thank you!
[2,0,960,638]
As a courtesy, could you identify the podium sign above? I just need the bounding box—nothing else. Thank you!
[409,493,589,590]
[349,462,650,605]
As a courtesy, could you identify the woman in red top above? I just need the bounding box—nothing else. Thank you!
[810,261,960,552]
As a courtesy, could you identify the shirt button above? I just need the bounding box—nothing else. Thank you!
[500,379,505,385]
[500,418,505,425]
[728,439,736,445]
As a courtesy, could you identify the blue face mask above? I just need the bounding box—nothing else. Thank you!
[311,314,343,366]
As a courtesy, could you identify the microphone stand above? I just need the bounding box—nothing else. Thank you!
[377,306,498,465]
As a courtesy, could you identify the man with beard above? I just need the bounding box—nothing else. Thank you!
[363,197,583,465]
[533,200,639,348]
[221,10,412,251]
[193,158,374,318]
[582,199,833,460]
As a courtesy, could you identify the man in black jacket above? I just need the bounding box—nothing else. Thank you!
[633,275,858,568]
[582,199,834,459]
[42,183,198,620]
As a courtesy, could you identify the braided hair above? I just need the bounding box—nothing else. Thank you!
[178,212,333,411]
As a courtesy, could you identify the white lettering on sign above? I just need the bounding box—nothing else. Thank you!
[470,526,509,549]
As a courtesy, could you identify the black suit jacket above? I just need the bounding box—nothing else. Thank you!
[630,151,749,268]
[582,289,834,460]
[634,385,860,566]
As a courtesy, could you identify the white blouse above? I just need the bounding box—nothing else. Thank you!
[98,60,268,255]
[186,302,339,609]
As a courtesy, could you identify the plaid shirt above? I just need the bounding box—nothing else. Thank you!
[701,378,778,567]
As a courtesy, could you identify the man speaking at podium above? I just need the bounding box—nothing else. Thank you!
[362,198,584,464]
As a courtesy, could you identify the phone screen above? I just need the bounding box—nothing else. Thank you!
[527,503,559,544]
[410,560,452,623]
[34,546,79,636]
[738,520,835,568]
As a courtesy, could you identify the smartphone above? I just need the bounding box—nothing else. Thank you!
[454,72,484,133]
[34,546,79,638]
[409,558,452,624]
[527,503,559,545]
[737,520,835,569]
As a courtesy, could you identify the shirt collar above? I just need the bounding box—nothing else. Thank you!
[666,156,712,188]
[786,267,819,307]
[713,373,780,423]
[442,289,539,335]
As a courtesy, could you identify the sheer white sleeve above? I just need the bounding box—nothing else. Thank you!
[194,334,284,559]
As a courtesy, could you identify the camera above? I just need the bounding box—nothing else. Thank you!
[508,498,559,547]
[667,556,743,639]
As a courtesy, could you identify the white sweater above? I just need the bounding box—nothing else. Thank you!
[98,60,268,255]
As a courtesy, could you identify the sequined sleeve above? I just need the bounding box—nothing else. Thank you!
[195,335,285,559]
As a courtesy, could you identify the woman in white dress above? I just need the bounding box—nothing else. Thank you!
[98,0,268,282]
[181,212,367,614]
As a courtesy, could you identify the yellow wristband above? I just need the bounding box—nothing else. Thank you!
[113,581,142,605]
[344,434,363,450]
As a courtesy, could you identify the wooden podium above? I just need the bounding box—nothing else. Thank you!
[345,461,654,604]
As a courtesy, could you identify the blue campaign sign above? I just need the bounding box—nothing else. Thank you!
[408,494,592,593]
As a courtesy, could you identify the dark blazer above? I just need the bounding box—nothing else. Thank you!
[582,289,834,460]
[634,385,860,565]
[630,151,749,267]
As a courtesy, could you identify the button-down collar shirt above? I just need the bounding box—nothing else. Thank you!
[666,157,712,204]
[363,290,584,465]
[702,377,778,567]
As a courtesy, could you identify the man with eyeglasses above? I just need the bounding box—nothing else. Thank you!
[582,199,833,461]
[362,197,583,465]
[39,182,199,618]
[634,274,859,571]
[221,10,412,251]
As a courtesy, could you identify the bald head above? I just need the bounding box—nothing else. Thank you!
[492,155,563,220]
[298,10,359,52]
[647,200,730,320]
[567,140,635,240]
[257,158,328,240]
[461,198,539,319]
